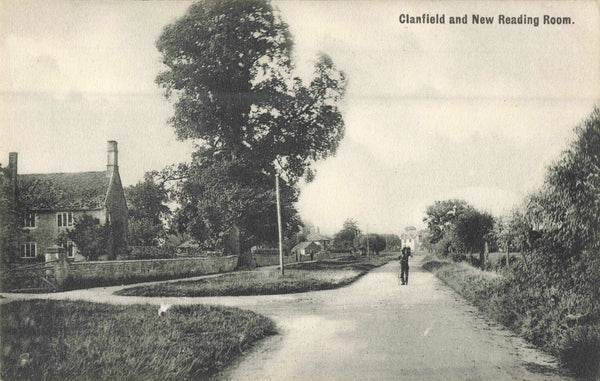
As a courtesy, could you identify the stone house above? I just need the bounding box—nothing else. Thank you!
[5,141,128,261]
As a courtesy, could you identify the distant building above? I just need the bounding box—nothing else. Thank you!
[305,227,332,251]
[290,241,322,261]
[5,141,128,261]
[400,226,425,252]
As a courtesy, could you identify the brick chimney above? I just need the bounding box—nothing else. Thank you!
[107,141,118,178]
[8,152,18,196]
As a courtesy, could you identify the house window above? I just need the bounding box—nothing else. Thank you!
[20,242,36,258]
[57,212,74,227]
[62,241,77,258]
[23,212,36,228]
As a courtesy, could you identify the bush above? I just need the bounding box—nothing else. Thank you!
[559,324,600,380]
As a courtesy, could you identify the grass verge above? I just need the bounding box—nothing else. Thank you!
[422,255,600,380]
[116,255,394,297]
[1,299,276,381]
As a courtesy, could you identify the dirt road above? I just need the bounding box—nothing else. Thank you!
[1,255,573,380]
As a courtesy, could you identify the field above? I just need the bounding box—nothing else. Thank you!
[116,255,395,297]
[1,300,275,381]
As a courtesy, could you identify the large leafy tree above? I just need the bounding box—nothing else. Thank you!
[156,0,346,183]
[156,0,347,257]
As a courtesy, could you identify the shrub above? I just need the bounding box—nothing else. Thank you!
[559,324,600,380]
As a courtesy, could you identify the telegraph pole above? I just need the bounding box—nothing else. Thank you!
[366,225,370,259]
[276,174,284,275]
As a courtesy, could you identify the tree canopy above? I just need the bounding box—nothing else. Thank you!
[423,199,474,245]
[156,0,346,184]
[155,0,347,255]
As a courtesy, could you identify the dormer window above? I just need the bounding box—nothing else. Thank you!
[57,212,74,227]
[23,212,36,228]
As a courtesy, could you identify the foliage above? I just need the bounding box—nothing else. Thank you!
[529,107,600,258]
[454,209,494,255]
[170,150,300,254]
[333,218,361,250]
[155,0,347,258]
[423,199,474,245]
[155,0,346,184]
[125,172,171,246]
[117,256,394,297]
[1,300,275,381]
[423,199,494,263]
[381,234,402,251]
[67,215,110,261]
[357,233,386,254]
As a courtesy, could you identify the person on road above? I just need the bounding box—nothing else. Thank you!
[399,246,412,285]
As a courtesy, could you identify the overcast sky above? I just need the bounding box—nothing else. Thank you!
[2,0,599,235]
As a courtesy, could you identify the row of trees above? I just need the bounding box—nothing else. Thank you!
[330,218,401,254]
[423,199,494,266]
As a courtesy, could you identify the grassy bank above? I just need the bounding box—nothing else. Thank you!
[422,255,600,380]
[1,300,275,381]
[116,255,394,297]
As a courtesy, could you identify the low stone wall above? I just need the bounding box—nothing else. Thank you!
[253,253,297,267]
[68,256,238,283]
[126,246,222,259]
[3,256,238,292]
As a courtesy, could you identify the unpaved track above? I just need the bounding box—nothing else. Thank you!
[1,255,573,380]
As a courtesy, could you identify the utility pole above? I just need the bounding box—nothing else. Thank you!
[276,174,284,275]
[366,225,370,259]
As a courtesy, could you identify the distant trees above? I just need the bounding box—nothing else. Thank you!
[333,219,361,250]
[381,234,402,251]
[358,233,386,255]
[424,199,494,266]
[424,199,473,245]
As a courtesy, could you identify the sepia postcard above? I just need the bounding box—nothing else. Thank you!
[1,0,599,380]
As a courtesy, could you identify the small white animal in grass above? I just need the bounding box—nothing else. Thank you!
[158,303,172,316]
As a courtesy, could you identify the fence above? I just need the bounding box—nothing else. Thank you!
[1,261,59,293]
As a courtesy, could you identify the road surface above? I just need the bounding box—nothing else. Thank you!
[1,255,573,380]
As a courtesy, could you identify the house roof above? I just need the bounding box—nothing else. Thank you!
[18,171,110,210]
[291,241,321,252]
[306,232,331,242]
